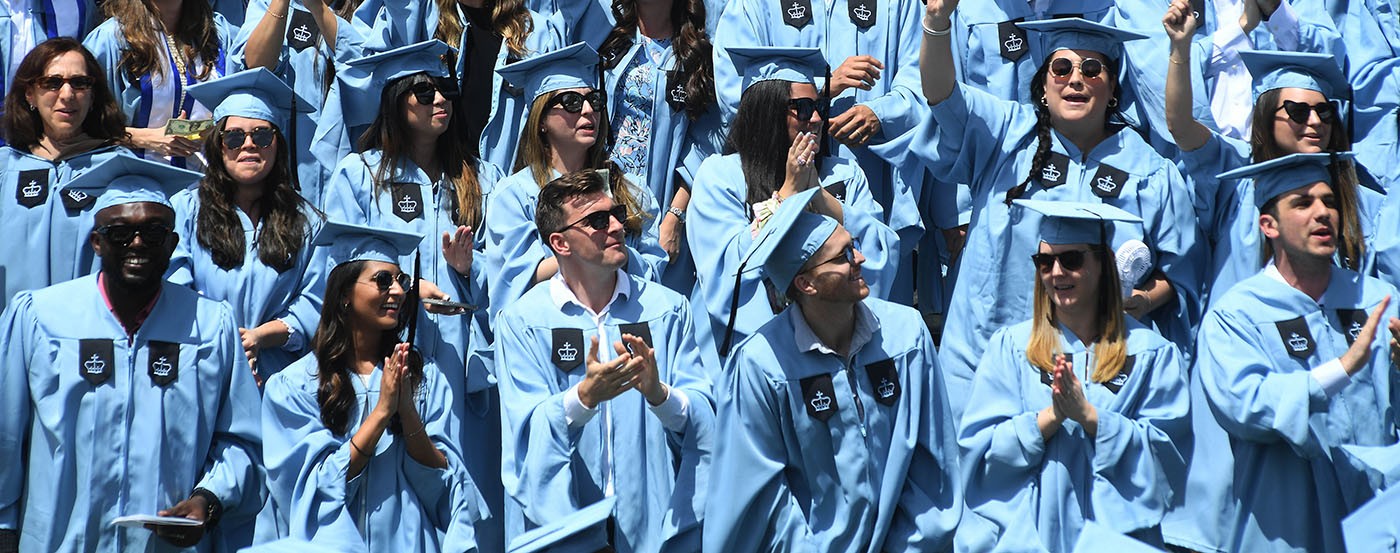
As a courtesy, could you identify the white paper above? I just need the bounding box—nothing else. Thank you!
[110,515,204,529]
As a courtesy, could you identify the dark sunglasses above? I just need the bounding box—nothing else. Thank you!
[220,127,276,150]
[36,75,97,91]
[1049,57,1105,80]
[787,97,828,120]
[407,78,458,105]
[364,270,412,292]
[95,223,173,247]
[559,205,627,233]
[804,241,859,272]
[549,90,607,114]
[1031,249,1095,273]
[1276,100,1335,125]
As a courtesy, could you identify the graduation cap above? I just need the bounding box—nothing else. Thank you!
[1216,152,1379,208]
[507,496,616,553]
[721,187,839,354]
[1240,50,1349,101]
[311,220,423,268]
[186,68,314,131]
[1071,521,1163,553]
[1343,483,1400,551]
[339,40,456,128]
[1016,18,1148,62]
[726,46,826,91]
[1338,443,1400,492]
[497,42,601,102]
[68,155,202,213]
[1011,199,1142,246]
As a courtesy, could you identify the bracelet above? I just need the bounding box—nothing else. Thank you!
[267,9,287,18]
[1169,57,1188,65]
[349,438,368,456]
[404,424,427,440]
[667,206,687,224]
[922,19,952,36]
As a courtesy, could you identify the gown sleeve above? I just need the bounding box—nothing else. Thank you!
[684,156,755,338]
[0,293,39,530]
[193,305,267,518]
[482,173,552,322]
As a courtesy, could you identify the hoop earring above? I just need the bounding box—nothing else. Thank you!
[28,103,37,112]
[1107,98,1118,109]
[1038,96,1048,107]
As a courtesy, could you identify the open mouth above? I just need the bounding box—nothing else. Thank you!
[1061,93,1090,105]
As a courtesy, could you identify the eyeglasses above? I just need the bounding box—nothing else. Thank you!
[35,75,96,91]
[1031,249,1095,273]
[407,79,458,106]
[1049,57,1105,80]
[558,205,627,233]
[787,97,827,120]
[362,270,412,292]
[803,241,859,273]
[220,127,276,150]
[549,90,607,114]
[95,222,173,247]
[1276,100,1335,125]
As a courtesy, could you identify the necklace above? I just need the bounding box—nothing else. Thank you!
[159,20,192,114]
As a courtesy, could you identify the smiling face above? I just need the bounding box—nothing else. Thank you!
[541,87,601,156]
[219,116,278,187]
[91,202,178,291]
[1271,87,1332,154]
[25,50,95,142]
[349,260,408,332]
[1036,241,1103,319]
[793,226,869,304]
[1261,181,1338,264]
[1042,49,1115,131]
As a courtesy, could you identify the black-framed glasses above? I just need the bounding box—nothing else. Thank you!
[362,270,412,292]
[549,90,607,114]
[803,241,859,273]
[36,75,96,91]
[1276,100,1335,125]
[1049,57,1105,80]
[787,97,828,121]
[407,78,458,106]
[558,205,627,233]
[95,223,173,247]
[1031,249,1095,273]
[220,127,276,150]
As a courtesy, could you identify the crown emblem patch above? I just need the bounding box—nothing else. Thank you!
[998,20,1029,62]
[782,0,811,28]
[16,169,48,208]
[552,328,585,371]
[1274,317,1314,359]
[148,342,180,386]
[1103,355,1136,394]
[847,0,875,28]
[286,10,321,51]
[865,359,900,406]
[801,374,838,422]
[1004,33,1024,52]
[1090,163,1128,198]
[79,339,114,385]
[1337,308,1370,345]
[391,183,423,222]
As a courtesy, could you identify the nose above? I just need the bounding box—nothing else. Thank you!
[852,247,867,267]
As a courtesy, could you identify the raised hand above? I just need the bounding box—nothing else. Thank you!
[441,225,474,276]
[829,55,884,96]
[1162,0,1198,44]
[616,333,666,405]
[1342,296,1391,375]
[779,131,820,200]
[578,336,643,408]
[373,343,411,418]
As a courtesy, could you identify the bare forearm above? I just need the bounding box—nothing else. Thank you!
[1165,39,1210,151]
[397,408,448,469]
[244,0,291,70]
[347,411,390,479]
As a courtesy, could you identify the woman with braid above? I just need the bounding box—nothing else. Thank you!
[915,3,1201,423]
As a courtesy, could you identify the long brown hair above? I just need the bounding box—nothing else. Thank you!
[196,118,314,271]
[1249,88,1363,269]
[725,79,792,205]
[103,0,220,81]
[433,0,533,58]
[2,38,128,149]
[358,73,484,229]
[515,90,648,235]
[597,0,715,120]
[1025,245,1129,383]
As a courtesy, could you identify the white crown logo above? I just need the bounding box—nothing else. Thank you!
[397,194,418,212]
[151,356,173,377]
[1041,163,1061,182]
[22,180,41,198]
[810,390,832,411]
[877,378,895,399]
[557,342,578,363]
[1095,175,1117,192]
[1288,332,1309,352]
[669,86,687,103]
[787,1,806,19]
[293,24,312,43]
[1349,321,1363,342]
[84,354,106,374]
[853,4,871,21]
[1005,33,1024,52]
[67,189,89,202]
[1110,372,1129,386]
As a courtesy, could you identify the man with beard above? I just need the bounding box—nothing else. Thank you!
[0,156,263,552]
[704,186,961,552]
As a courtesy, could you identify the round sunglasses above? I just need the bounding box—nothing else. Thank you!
[1049,57,1105,80]
[220,127,276,150]
[1031,249,1095,273]
[362,270,412,292]
[549,90,607,114]
[1276,100,1335,125]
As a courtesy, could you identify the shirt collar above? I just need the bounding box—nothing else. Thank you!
[549,268,631,315]
[98,271,161,336]
[790,301,879,358]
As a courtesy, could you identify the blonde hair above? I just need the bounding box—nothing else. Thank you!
[1025,246,1130,383]
[433,0,533,58]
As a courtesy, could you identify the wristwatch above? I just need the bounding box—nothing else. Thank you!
[191,488,223,528]
[667,206,687,224]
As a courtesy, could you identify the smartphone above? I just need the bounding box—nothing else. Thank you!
[422,298,477,312]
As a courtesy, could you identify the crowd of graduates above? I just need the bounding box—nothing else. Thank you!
[2,0,1400,550]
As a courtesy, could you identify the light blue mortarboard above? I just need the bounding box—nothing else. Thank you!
[67,155,202,213]
[1017,18,1148,62]
[339,40,455,128]
[1216,152,1379,208]
[727,46,826,91]
[741,187,840,290]
[311,221,423,268]
[1240,50,1349,100]
[1072,521,1163,553]
[496,43,600,101]
[1337,443,1400,491]
[507,496,616,553]
[186,68,315,130]
[1342,483,1400,551]
[1012,199,1142,246]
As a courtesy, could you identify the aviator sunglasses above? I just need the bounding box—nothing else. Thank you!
[558,205,627,233]
[549,90,607,114]
[221,127,276,150]
[1276,99,1335,125]
[95,223,174,247]
[787,97,828,120]
[363,270,412,292]
[1049,57,1105,80]
[36,75,97,91]
[1031,249,1095,273]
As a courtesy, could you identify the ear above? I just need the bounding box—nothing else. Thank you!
[547,231,570,257]
[1259,212,1281,240]
[90,230,106,257]
[790,272,818,298]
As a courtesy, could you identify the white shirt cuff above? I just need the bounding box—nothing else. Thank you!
[564,384,599,429]
[1265,0,1301,50]
[1310,358,1351,397]
[279,318,304,351]
[647,386,691,432]
[1210,24,1252,70]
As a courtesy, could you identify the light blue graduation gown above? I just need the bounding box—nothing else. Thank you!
[950,0,1113,106]
[685,153,901,354]
[957,320,1189,552]
[0,275,264,552]
[493,273,715,552]
[703,299,961,552]
[1197,267,1399,553]
[166,187,326,377]
[909,84,1201,421]
[0,144,133,313]
[261,354,488,553]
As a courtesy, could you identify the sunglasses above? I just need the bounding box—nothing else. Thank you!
[220,127,276,150]
[1031,249,1096,273]
[559,205,627,233]
[549,90,607,114]
[363,270,412,292]
[407,78,458,106]
[787,97,827,121]
[803,242,859,272]
[95,222,173,247]
[1049,57,1105,80]
[1276,100,1335,125]
[35,75,97,91]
